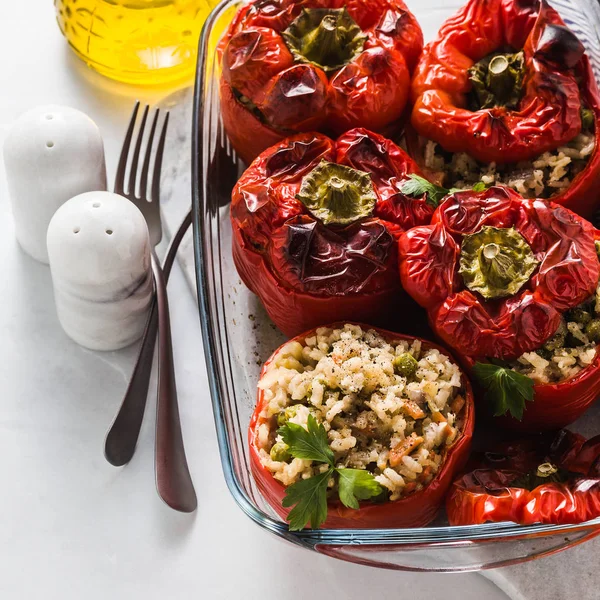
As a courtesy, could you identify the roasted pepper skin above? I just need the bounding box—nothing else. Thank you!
[409,0,600,218]
[219,0,423,164]
[398,186,600,431]
[232,128,434,337]
[447,430,600,525]
[249,324,475,529]
[463,353,600,432]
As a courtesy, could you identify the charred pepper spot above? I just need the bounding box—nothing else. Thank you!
[468,51,524,110]
[296,161,376,226]
[281,216,394,294]
[459,226,539,299]
[285,219,317,274]
[534,24,585,69]
[283,8,366,72]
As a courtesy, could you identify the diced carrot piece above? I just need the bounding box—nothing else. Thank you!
[431,411,447,423]
[402,400,426,420]
[442,423,455,440]
[450,394,465,414]
[389,434,424,467]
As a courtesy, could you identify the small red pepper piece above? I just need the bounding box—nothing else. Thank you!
[219,0,423,164]
[249,323,475,529]
[232,128,434,337]
[447,430,600,525]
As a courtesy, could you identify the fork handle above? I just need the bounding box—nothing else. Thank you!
[104,297,159,466]
[153,253,197,513]
[104,211,192,467]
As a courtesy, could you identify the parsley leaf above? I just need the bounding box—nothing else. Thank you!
[278,415,384,529]
[278,414,335,466]
[472,362,535,420]
[337,468,383,509]
[401,175,489,208]
[282,468,333,531]
[400,174,449,208]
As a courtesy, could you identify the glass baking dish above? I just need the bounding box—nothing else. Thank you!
[191,0,600,571]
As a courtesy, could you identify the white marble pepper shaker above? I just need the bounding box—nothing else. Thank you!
[47,191,153,351]
[3,105,107,264]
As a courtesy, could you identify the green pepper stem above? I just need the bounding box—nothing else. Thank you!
[483,243,500,260]
[303,14,343,67]
[536,463,559,478]
[296,161,376,226]
[468,51,525,111]
[488,56,513,100]
[283,8,366,73]
[459,226,539,299]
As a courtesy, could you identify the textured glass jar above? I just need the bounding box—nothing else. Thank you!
[55,0,218,85]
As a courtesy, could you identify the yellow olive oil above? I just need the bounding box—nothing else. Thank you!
[55,0,218,85]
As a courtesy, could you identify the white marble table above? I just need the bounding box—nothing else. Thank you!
[0,2,594,599]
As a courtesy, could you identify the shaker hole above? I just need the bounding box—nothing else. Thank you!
[93,202,101,208]
[46,114,54,120]
[73,227,80,234]
[182,29,192,37]
[46,141,54,148]
[106,229,113,235]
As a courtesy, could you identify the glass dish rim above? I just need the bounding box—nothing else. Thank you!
[190,0,600,548]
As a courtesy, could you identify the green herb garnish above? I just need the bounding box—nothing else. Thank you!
[278,414,383,530]
[337,468,384,509]
[400,175,450,208]
[472,361,535,420]
[400,175,488,208]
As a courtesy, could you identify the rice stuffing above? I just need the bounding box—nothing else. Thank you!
[256,324,465,502]
[511,282,600,383]
[424,133,595,199]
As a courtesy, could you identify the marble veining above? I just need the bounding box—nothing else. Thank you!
[47,191,152,351]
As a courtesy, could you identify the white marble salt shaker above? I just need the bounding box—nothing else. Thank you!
[47,191,153,351]
[3,105,107,264]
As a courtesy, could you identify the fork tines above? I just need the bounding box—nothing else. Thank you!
[115,101,170,205]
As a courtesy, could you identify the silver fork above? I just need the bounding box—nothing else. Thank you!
[105,102,197,513]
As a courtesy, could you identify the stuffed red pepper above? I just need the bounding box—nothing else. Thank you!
[231,128,436,337]
[409,0,600,218]
[398,185,600,431]
[249,323,474,529]
[447,429,600,525]
[219,0,423,164]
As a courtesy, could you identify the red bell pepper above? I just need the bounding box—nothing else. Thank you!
[447,429,600,525]
[231,128,434,337]
[249,323,475,529]
[398,186,600,430]
[219,0,423,164]
[409,0,600,218]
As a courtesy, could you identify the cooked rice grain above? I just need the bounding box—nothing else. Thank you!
[424,133,594,199]
[257,325,464,501]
